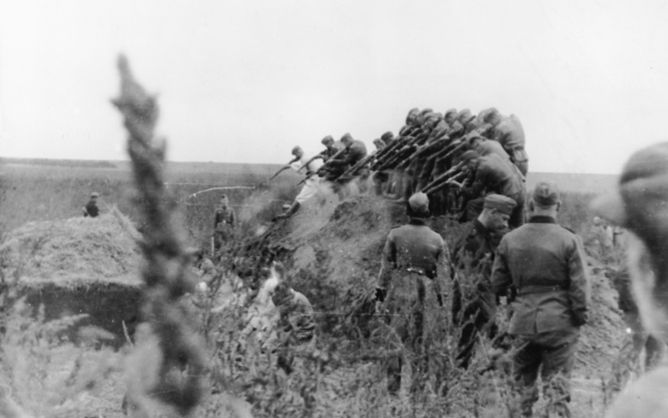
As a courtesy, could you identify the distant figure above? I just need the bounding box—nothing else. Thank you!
[213,195,236,253]
[83,192,100,217]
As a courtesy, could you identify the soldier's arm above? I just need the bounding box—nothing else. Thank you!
[567,235,590,326]
[491,239,512,297]
[377,231,397,294]
[434,238,452,305]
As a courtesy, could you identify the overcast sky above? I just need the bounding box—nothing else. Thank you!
[1,0,667,174]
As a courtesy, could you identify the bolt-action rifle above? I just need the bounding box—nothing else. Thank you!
[296,146,347,186]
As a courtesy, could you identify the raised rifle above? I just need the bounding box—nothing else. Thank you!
[422,170,468,194]
[421,160,467,194]
[369,126,424,170]
[296,146,347,186]
[376,135,426,171]
[336,151,376,182]
[269,155,300,181]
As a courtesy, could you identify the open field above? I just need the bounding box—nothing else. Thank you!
[0,157,632,418]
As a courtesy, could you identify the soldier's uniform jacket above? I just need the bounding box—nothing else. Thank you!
[474,139,510,160]
[214,206,236,231]
[491,216,590,335]
[83,200,99,218]
[378,219,448,287]
[322,141,345,161]
[493,114,525,150]
[493,114,529,174]
[339,139,368,167]
[468,153,525,200]
[276,290,316,347]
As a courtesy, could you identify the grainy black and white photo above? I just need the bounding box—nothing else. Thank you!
[1,1,667,417]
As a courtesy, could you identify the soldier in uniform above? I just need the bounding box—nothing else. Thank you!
[460,149,526,228]
[492,182,590,418]
[276,146,324,219]
[325,133,368,188]
[375,192,450,394]
[592,142,668,417]
[320,135,345,161]
[83,192,100,218]
[484,109,529,176]
[213,194,236,253]
[451,194,516,368]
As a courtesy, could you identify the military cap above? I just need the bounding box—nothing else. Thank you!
[484,194,516,215]
[592,142,668,250]
[321,135,334,145]
[90,192,100,198]
[408,192,430,217]
[381,131,394,143]
[459,149,480,163]
[480,107,501,124]
[532,182,560,207]
[419,108,434,117]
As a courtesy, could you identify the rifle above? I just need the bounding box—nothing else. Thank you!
[369,126,424,170]
[376,135,426,171]
[335,151,376,182]
[422,170,467,194]
[269,156,300,181]
[296,146,347,186]
[421,161,467,193]
[396,132,453,169]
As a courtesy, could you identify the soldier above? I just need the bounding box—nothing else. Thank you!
[451,194,516,368]
[492,182,590,418]
[213,195,236,253]
[272,279,316,375]
[320,135,344,161]
[276,146,323,219]
[469,134,510,159]
[325,133,368,183]
[374,192,450,394]
[460,150,526,228]
[591,142,668,417]
[83,192,100,217]
[457,109,477,133]
[484,109,529,176]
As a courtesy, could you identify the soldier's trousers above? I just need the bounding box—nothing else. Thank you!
[512,328,579,417]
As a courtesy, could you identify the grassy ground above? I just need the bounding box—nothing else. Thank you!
[0,159,632,417]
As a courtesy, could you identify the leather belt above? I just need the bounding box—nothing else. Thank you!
[517,285,565,296]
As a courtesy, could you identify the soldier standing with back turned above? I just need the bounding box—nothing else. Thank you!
[491,182,590,418]
[374,192,450,395]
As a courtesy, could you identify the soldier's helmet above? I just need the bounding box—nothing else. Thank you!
[321,135,334,146]
[340,133,353,145]
[90,192,100,198]
[291,146,303,156]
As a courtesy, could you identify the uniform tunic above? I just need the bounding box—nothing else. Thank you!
[491,215,590,416]
[213,206,236,249]
[493,114,529,175]
[377,218,449,393]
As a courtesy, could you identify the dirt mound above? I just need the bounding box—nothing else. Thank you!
[0,209,142,284]
[238,193,628,379]
[0,209,144,347]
